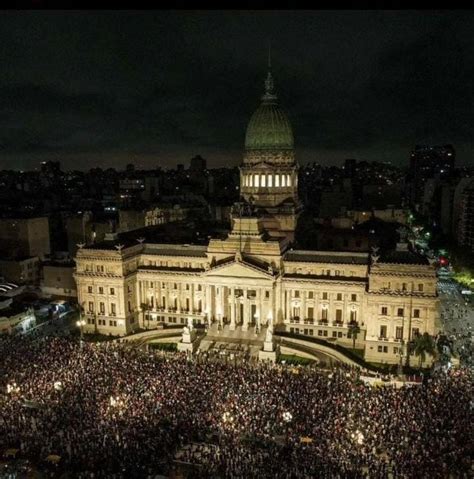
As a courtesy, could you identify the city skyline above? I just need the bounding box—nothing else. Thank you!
[1,11,474,171]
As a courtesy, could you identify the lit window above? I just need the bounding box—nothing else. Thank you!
[268,174,272,187]
[254,174,259,187]
[261,174,266,187]
[275,175,280,187]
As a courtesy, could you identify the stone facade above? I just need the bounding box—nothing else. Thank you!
[74,233,439,365]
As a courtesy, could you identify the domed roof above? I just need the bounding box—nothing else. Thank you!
[244,71,294,151]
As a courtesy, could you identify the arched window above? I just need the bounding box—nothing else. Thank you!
[249,175,253,187]
[281,174,286,187]
[255,174,259,187]
[275,174,280,187]
[268,174,273,187]
[261,174,266,187]
[287,174,291,186]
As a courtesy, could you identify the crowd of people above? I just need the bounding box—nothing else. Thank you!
[0,335,473,478]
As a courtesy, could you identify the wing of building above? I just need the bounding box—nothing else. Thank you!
[74,65,439,366]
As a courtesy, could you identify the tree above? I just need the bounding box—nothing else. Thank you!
[140,302,151,330]
[413,332,437,368]
[347,320,361,350]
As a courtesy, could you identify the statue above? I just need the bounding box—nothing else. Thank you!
[397,226,408,242]
[182,325,190,337]
[268,265,274,275]
[235,250,242,263]
[187,317,194,331]
[265,327,273,343]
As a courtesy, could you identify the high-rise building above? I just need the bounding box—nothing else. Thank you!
[408,144,455,208]
[0,217,50,260]
[190,155,207,172]
[455,179,474,251]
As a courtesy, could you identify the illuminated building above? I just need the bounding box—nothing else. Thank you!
[74,65,439,365]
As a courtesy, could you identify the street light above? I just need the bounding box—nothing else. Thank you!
[76,319,86,349]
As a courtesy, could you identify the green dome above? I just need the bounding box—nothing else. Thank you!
[245,100,294,151]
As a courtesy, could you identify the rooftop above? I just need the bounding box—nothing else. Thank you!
[284,250,369,265]
[84,222,229,251]
[379,250,429,265]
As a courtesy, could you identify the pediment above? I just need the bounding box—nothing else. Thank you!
[205,260,273,280]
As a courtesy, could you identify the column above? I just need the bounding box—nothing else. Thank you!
[301,289,306,320]
[242,288,249,331]
[230,287,236,330]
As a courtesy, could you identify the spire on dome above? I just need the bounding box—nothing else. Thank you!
[262,41,277,101]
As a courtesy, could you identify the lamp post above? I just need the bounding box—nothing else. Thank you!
[76,319,86,349]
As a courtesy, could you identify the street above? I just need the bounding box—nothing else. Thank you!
[437,277,474,367]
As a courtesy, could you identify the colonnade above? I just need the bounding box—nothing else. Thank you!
[242,172,298,188]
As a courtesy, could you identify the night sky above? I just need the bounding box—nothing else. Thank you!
[1,10,473,171]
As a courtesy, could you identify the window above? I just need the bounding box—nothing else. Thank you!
[402,283,407,291]
[265,290,270,299]
[413,309,420,318]
[335,309,342,321]
[197,285,202,291]
[397,308,404,317]
[383,346,388,353]
[99,302,105,314]
[88,301,94,313]
[332,331,337,338]
[294,291,300,298]
[99,287,104,295]
[378,346,383,352]
[335,270,341,276]
[412,327,420,338]
[308,291,313,299]
[162,297,166,308]
[186,284,190,291]
[418,284,424,292]
[350,311,357,322]
[174,283,177,289]
[127,285,132,294]
[396,326,403,340]
[393,347,399,354]
[110,303,116,316]
[351,294,357,302]
[88,286,93,294]
[323,330,328,337]
[96,265,104,273]
[326,269,331,276]
[381,307,388,316]
[128,301,132,313]
[307,307,314,319]
[110,288,115,295]
[336,293,342,301]
[321,309,328,320]
[322,292,328,300]
[162,282,166,288]
[109,320,117,327]
[337,331,343,338]
[380,325,387,338]
[318,330,323,336]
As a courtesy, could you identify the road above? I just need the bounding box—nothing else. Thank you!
[437,277,474,368]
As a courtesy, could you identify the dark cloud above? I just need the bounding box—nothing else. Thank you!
[0,11,473,170]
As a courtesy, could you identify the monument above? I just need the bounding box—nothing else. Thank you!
[177,318,198,354]
[258,325,277,362]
